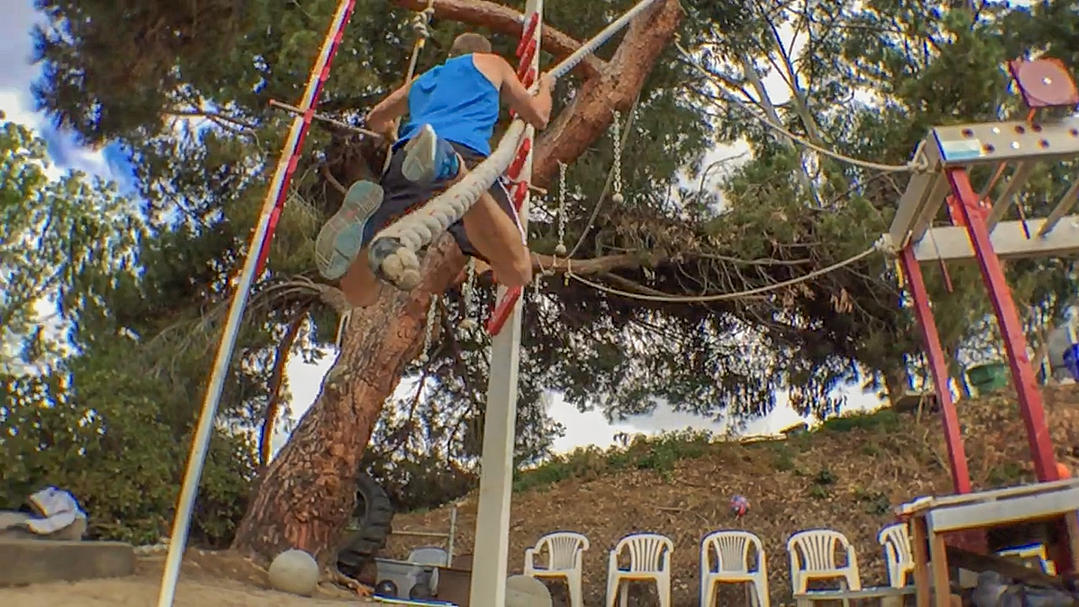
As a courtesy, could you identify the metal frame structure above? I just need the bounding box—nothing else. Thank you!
[469,2,542,604]
[885,115,1079,501]
[155,1,358,605]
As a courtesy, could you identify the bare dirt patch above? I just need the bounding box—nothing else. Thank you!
[385,385,1079,606]
[0,548,374,607]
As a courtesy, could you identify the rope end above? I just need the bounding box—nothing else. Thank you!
[369,237,423,290]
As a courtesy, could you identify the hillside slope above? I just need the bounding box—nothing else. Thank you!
[386,385,1079,606]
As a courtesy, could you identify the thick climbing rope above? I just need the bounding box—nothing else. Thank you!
[368,0,664,289]
[560,237,886,303]
[673,41,922,174]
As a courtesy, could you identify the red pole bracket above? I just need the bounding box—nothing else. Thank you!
[516,13,539,57]
[521,68,536,88]
[517,40,537,79]
[507,139,532,180]
[486,287,522,335]
[946,166,1061,483]
[511,181,529,211]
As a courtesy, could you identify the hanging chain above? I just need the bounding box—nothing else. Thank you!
[611,109,624,204]
[418,295,438,363]
[459,259,478,332]
[554,161,568,256]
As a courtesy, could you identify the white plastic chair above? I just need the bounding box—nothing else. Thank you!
[997,543,1057,575]
[877,523,914,588]
[605,532,673,607]
[787,529,862,596]
[524,531,590,607]
[700,530,770,607]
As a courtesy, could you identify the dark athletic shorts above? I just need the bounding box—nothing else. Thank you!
[380,141,523,261]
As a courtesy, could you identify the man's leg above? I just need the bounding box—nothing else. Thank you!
[399,124,530,286]
[339,248,381,307]
[454,170,531,287]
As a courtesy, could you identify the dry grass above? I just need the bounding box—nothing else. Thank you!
[386,384,1079,606]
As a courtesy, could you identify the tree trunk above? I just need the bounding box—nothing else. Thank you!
[231,0,682,566]
[233,236,464,563]
[883,362,912,406]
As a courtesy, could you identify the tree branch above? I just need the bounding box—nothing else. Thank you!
[393,0,606,79]
[530,252,664,276]
[259,303,311,468]
[533,0,683,187]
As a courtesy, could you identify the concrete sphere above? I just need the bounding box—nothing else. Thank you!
[267,549,319,596]
[506,574,553,607]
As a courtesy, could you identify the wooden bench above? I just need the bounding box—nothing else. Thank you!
[793,586,917,607]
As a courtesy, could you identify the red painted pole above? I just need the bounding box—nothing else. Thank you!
[899,247,973,494]
[946,167,1060,482]
[254,1,357,276]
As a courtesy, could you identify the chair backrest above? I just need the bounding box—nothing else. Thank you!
[701,530,764,574]
[613,533,673,573]
[877,523,913,587]
[787,529,855,573]
[536,531,589,570]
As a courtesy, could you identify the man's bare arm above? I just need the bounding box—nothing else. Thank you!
[366,81,413,139]
[498,59,553,130]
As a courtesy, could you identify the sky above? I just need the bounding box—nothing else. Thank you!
[2,1,883,458]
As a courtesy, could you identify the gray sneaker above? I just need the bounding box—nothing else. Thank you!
[401,124,461,184]
[314,180,384,280]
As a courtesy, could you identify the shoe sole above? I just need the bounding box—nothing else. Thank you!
[314,180,383,280]
[401,124,438,183]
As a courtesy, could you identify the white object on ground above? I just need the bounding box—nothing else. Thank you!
[25,486,87,535]
[506,574,553,607]
[267,549,319,596]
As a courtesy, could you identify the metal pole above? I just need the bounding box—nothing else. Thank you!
[898,247,972,494]
[947,167,1061,482]
[469,1,542,604]
[155,2,356,605]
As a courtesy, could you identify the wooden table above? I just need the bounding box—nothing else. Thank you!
[896,479,1079,607]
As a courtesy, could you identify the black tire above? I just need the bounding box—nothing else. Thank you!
[337,472,394,576]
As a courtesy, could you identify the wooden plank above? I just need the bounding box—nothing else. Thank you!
[927,487,1079,532]
[929,529,951,607]
[944,545,1063,588]
[913,217,1079,262]
[900,479,1079,513]
[912,517,932,607]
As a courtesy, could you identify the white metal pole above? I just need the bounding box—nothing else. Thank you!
[154,2,355,605]
[469,1,542,604]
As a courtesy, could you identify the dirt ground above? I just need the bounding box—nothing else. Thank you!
[2,386,1076,606]
[384,385,1079,606]
[0,549,375,607]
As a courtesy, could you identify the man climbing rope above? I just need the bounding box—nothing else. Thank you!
[315,32,554,306]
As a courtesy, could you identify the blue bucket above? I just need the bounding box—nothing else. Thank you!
[1064,344,1079,381]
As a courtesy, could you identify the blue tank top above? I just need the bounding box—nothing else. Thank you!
[397,55,500,156]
